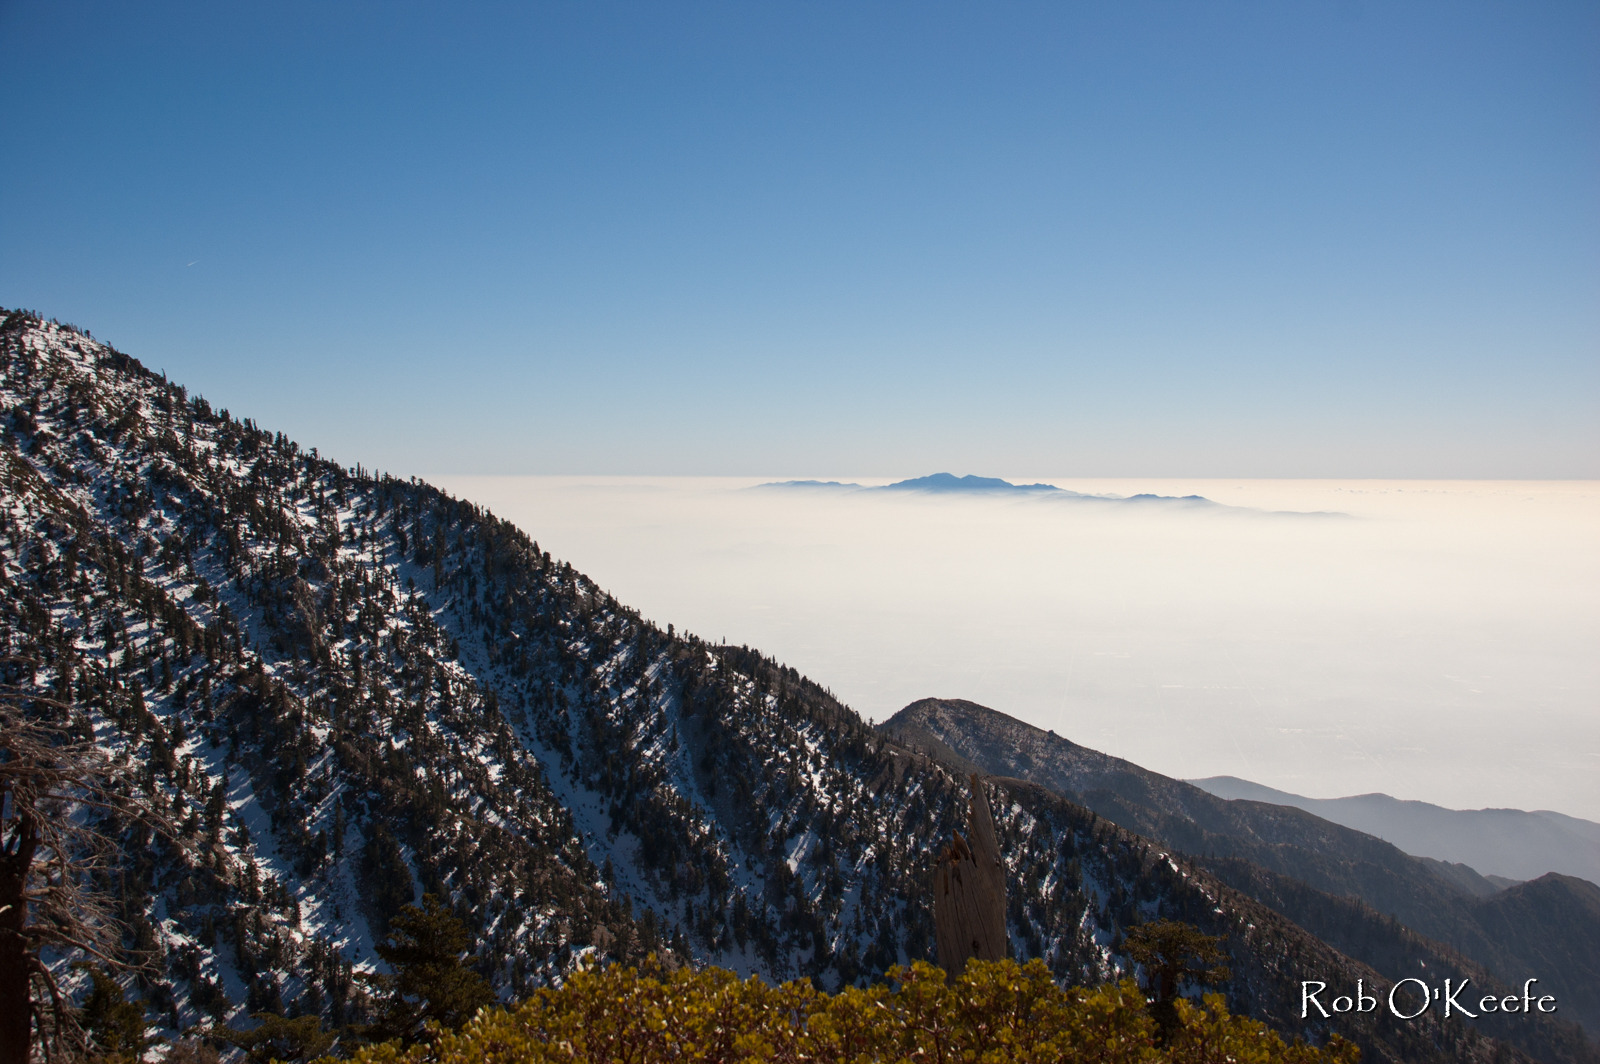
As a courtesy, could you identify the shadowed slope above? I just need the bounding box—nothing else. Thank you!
[882,697,1600,1042]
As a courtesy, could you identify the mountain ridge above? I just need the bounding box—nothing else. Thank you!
[0,310,1585,1063]
[1187,776,1600,886]
[881,696,1600,1041]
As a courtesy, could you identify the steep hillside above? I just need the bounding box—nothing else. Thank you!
[881,699,1502,905]
[1468,876,1600,1038]
[0,310,1586,1063]
[883,697,1600,1043]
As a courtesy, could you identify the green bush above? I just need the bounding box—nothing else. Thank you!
[336,957,1358,1064]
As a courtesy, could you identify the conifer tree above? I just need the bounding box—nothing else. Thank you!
[79,964,154,1058]
[359,823,415,935]
[1124,919,1231,1042]
[365,894,495,1045]
[216,1012,333,1063]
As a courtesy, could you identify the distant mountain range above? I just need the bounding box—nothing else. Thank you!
[881,697,1600,1043]
[1187,777,1600,887]
[759,472,1086,494]
[757,473,1348,516]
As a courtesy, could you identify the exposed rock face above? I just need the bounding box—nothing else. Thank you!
[933,775,1006,978]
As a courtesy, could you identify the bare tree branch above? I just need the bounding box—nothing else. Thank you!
[1,658,173,1062]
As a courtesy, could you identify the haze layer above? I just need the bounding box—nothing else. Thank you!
[437,476,1599,820]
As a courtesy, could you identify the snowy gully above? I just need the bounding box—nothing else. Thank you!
[1300,978,1557,1020]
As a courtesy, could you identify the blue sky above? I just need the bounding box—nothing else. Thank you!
[3,1,1595,477]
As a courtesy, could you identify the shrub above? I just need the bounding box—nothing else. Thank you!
[334,957,1358,1064]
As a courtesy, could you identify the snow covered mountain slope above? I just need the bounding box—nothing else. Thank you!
[1,310,1590,1063]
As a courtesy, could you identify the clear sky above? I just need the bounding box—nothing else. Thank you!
[3,1,1595,477]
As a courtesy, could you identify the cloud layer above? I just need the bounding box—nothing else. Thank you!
[438,475,1600,820]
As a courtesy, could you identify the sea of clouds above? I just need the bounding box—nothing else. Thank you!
[435,475,1599,821]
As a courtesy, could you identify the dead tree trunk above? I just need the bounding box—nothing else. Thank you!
[0,814,41,1064]
[934,773,1007,979]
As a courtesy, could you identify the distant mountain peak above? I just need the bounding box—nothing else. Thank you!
[753,476,1346,517]
[881,473,1064,493]
[756,473,1068,493]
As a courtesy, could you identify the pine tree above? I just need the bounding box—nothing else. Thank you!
[365,895,495,1045]
[79,965,153,1057]
[359,823,415,935]
[1123,919,1231,1043]
[216,1012,333,1063]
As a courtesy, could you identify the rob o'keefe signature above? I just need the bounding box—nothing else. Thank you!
[1301,979,1557,1020]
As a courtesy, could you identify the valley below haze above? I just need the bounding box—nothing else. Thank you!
[438,474,1600,821]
